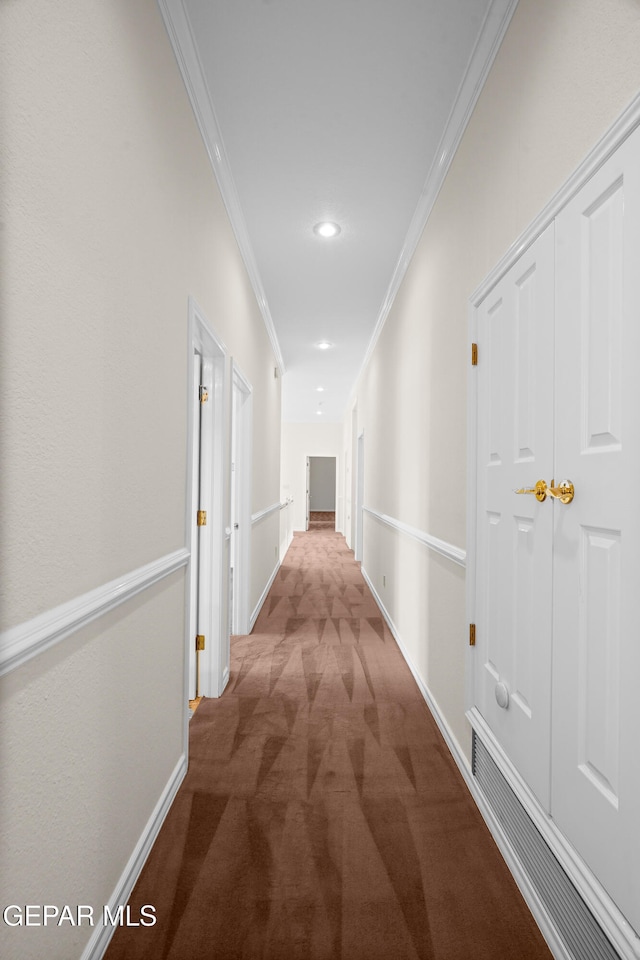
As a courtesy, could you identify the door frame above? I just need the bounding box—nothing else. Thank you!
[349,405,358,548]
[230,361,252,636]
[354,430,365,561]
[465,95,640,960]
[306,456,338,529]
[465,298,479,713]
[185,297,228,711]
[305,456,311,531]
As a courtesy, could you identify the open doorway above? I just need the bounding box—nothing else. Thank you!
[307,456,337,530]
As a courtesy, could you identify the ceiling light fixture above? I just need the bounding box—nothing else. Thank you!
[315,340,333,350]
[316,386,324,392]
[316,410,323,415]
[313,221,341,239]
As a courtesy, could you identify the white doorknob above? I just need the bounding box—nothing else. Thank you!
[495,681,510,709]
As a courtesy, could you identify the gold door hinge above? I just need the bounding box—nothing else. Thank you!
[199,385,209,403]
[197,510,207,526]
[195,634,205,651]
[469,624,476,647]
[471,343,478,366]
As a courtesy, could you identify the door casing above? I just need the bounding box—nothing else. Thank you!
[185,297,228,706]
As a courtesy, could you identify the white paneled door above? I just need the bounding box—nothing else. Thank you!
[475,224,555,812]
[552,131,640,932]
[475,125,640,935]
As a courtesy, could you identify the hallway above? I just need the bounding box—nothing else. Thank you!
[105,528,551,960]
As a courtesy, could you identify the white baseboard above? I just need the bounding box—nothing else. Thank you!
[468,709,640,960]
[360,566,469,772]
[360,564,574,960]
[280,528,294,562]
[466,759,574,960]
[249,559,280,631]
[81,754,187,960]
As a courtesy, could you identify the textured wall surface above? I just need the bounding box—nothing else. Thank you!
[0,1,281,958]
[350,0,640,759]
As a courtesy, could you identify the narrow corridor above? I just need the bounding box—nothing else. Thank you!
[105,528,552,960]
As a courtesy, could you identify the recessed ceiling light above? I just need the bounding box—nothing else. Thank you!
[316,386,324,392]
[313,221,341,239]
[315,340,333,350]
[316,410,323,415]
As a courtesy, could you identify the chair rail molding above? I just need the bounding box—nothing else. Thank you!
[0,549,190,678]
[363,506,466,567]
[251,501,281,525]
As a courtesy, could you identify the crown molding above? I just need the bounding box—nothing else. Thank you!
[353,0,519,395]
[157,0,286,374]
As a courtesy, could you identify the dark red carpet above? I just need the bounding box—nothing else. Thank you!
[309,511,335,530]
[105,527,552,960]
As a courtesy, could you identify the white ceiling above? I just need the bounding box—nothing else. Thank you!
[161,0,517,421]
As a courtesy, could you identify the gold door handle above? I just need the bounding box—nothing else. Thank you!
[547,479,574,504]
[515,479,548,502]
[514,479,574,504]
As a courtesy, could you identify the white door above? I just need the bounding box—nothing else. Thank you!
[230,365,252,635]
[229,380,239,629]
[187,302,229,699]
[196,356,214,696]
[475,126,640,935]
[474,224,555,811]
[188,353,203,700]
[355,432,364,561]
[551,130,640,932]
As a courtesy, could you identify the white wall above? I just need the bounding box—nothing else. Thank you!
[348,0,640,761]
[0,2,280,958]
[250,511,281,625]
[281,422,343,532]
[309,457,337,511]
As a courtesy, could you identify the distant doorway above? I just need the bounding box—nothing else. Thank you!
[307,457,336,530]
